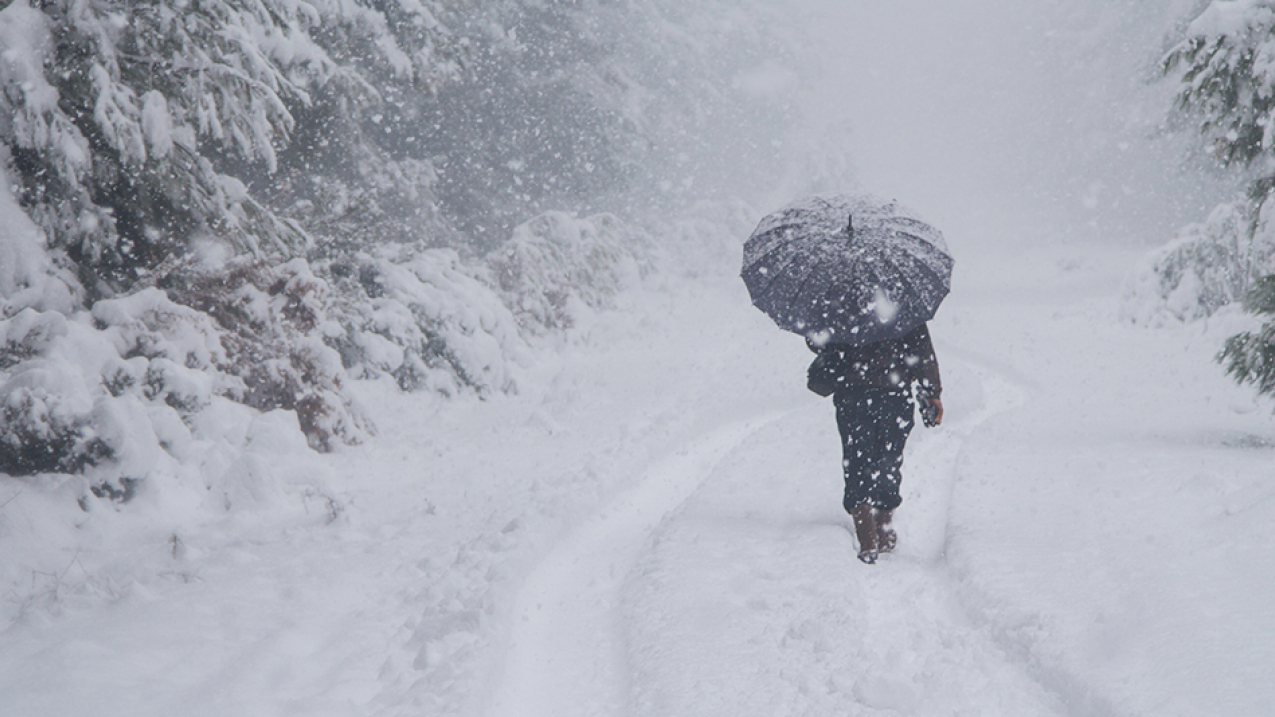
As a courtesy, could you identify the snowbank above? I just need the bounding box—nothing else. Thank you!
[1120,201,1273,325]
[0,178,670,636]
[488,211,653,332]
[323,245,528,396]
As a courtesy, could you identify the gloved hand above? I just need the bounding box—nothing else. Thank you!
[919,397,943,427]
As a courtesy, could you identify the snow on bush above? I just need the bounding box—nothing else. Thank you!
[0,274,358,495]
[0,300,274,503]
[1120,201,1274,325]
[153,258,368,451]
[0,311,107,477]
[0,209,348,618]
[0,168,361,508]
[0,200,657,504]
[323,245,527,396]
[319,211,658,396]
[487,211,652,332]
[0,150,79,316]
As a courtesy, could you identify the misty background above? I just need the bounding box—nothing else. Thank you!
[806,1,1230,249]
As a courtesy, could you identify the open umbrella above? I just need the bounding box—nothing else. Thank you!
[741,193,953,346]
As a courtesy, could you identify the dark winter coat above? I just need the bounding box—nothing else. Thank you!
[806,323,942,399]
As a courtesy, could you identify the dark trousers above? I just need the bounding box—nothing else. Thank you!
[834,387,915,512]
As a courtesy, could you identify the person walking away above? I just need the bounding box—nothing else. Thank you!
[806,322,943,564]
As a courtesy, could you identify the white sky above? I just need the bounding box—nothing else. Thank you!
[779,0,1235,254]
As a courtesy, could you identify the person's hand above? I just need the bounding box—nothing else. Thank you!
[929,397,943,426]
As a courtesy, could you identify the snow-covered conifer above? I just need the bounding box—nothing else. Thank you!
[1136,2,1275,325]
[1159,2,1275,401]
[1163,1,1275,169]
[1219,275,1275,397]
[0,0,470,293]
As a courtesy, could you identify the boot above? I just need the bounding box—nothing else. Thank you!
[851,502,878,564]
[875,509,897,553]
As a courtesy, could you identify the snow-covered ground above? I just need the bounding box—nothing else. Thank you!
[2,217,1273,716]
[4,1,1273,713]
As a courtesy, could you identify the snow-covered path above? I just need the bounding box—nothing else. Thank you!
[484,338,1055,716]
[475,245,1051,716]
[480,240,1275,717]
[488,415,789,717]
[620,395,1063,716]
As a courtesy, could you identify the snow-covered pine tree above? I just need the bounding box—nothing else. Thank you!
[1159,1,1275,397]
[258,0,470,249]
[2,0,311,293]
[1153,2,1272,309]
[1219,275,1275,397]
[1159,1,1275,272]
[0,0,471,293]
[0,0,475,469]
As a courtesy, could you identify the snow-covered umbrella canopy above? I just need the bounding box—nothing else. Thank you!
[741,193,953,346]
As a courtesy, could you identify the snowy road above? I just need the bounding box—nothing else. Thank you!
[619,359,1067,716]
[488,416,790,717]
[479,241,1275,717]
[484,348,1059,716]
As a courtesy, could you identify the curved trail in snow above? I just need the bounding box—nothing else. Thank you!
[486,351,1046,717]
[900,352,1031,563]
[486,413,793,717]
[617,355,1063,715]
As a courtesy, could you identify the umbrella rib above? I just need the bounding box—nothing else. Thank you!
[769,248,832,330]
[746,230,833,299]
[878,244,950,321]
[745,246,804,302]
[792,246,867,336]
[745,220,811,261]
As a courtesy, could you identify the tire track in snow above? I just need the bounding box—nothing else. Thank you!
[486,412,793,717]
[932,349,1129,717]
[618,354,1069,716]
[902,352,1032,563]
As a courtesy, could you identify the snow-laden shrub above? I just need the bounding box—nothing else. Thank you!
[0,298,209,495]
[0,310,108,475]
[323,246,527,396]
[1121,201,1262,325]
[3,155,357,500]
[487,211,652,331]
[0,149,79,317]
[151,258,368,451]
[0,276,359,501]
[326,243,530,390]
